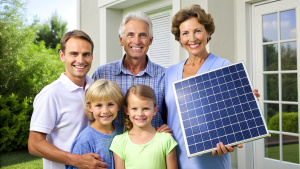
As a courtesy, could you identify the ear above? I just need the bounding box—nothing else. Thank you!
[59,50,65,62]
[153,105,158,116]
[88,105,93,112]
[119,35,124,46]
[124,105,129,115]
[149,37,153,46]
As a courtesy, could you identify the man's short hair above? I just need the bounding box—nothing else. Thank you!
[60,30,94,54]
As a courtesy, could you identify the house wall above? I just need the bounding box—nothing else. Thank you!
[78,0,100,77]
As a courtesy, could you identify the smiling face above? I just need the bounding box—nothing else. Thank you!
[89,100,119,127]
[60,37,93,86]
[119,19,153,60]
[125,94,158,129]
[179,17,210,57]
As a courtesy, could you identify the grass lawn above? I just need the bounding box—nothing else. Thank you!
[266,143,299,164]
[0,149,42,169]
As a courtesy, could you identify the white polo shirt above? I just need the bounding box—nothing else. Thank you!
[30,73,93,169]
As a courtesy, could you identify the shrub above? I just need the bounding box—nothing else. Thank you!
[0,94,33,152]
[268,112,298,133]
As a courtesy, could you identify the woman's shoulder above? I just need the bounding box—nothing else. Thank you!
[166,59,185,71]
[165,59,186,77]
[210,53,231,66]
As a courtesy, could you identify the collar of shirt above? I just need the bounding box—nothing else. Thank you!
[116,54,155,77]
[60,73,94,92]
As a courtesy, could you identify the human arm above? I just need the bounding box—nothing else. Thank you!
[166,148,177,169]
[28,131,108,169]
[113,153,125,169]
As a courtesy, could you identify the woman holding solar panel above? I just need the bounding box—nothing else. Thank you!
[165,4,260,169]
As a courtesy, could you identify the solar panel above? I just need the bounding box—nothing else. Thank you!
[173,62,270,158]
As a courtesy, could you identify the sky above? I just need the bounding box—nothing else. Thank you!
[25,0,77,31]
[263,9,296,42]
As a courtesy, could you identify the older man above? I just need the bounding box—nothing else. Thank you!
[93,12,167,130]
[28,30,108,169]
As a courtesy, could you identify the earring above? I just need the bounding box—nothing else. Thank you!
[207,37,211,43]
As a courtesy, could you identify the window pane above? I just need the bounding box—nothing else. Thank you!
[263,13,278,42]
[282,104,298,112]
[264,74,279,100]
[282,104,298,134]
[281,41,297,70]
[282,73,298,101]
[280,9,296,40]
[265,103,279,131]
[282,135,299,164]
[263,44,278,71]
[265,134,280,160]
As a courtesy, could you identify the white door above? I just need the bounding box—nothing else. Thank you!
[254,0,300,168]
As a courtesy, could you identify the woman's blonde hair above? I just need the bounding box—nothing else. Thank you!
[85,79,124,122]
[124,85,157,130]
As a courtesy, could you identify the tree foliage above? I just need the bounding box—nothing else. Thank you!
[0,0,65,152]
[36,10,67,49]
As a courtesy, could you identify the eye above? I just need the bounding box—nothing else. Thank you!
[143,107,149,110]
[182,32,188,36]
[127,33,134,37]
[108,103,115,107]
[195,29,201,33]
[96,104,102,108]
[83,52,92,57]
[140,33,147,39]
[131,107,137,110]
[70,52,77,56]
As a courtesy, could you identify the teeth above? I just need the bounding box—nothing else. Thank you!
[131,47,142,49]
[74,65,85,69]
[100,115,112,119]
[190,43,200,48]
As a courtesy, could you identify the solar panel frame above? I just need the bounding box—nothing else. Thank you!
[173,62,270,158]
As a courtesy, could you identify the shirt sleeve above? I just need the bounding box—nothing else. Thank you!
[164,133,178,156]
[30,91,57,134]
[109,135,124,160]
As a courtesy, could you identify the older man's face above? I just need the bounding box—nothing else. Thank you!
[119,19,153,60]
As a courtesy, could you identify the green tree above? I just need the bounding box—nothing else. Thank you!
[0,0,37,98]
[36,10,67,49]
[0,0,64,152]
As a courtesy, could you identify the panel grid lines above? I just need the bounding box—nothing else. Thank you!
[173,62,270,157]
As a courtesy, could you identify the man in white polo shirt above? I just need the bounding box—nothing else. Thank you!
[28,30,108,169]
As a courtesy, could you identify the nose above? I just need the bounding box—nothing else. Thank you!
[133,36,141,44]
[136,109,143,116]
[189,33,196,41]
[77,54,84,63]
[102,105,109,113]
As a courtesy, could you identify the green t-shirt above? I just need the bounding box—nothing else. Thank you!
[110,131,178,169]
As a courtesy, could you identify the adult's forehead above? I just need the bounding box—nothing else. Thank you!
[125,19,149,29]
[65,37,93,51]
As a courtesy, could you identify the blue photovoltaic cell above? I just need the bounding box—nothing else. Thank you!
[173,62,270,158]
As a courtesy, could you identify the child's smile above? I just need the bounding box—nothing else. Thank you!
[89,100,119,126]
[125,94,158,129]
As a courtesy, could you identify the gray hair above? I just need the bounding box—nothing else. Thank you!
[119,11,153,38]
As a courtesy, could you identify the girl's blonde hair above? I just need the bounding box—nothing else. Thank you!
[85,79,123,122]
[124,85,157,130]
